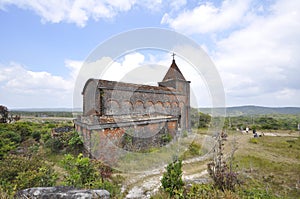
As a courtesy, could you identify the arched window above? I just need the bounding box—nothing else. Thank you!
[122,100,133,114]
[134,100,144,114]
[145,101,155,114]
[155,101,164,113]
[106,99,120,115]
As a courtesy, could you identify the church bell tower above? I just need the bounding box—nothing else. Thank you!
[158,55,191,131]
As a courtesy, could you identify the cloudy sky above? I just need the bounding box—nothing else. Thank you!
[0,0,299,109]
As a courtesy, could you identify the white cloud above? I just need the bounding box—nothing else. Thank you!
[0,0,137,27]
[102,52,145,81]
[161,0,300,107]
[0,50,219,108]
[0,0,169,27]
[0,61,79,108]
[0,63,70,92]
[213,0,300,106]
[161,0,252,34]
[169,0,186,11]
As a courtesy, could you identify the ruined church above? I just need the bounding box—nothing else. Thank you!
[75,58,190,158]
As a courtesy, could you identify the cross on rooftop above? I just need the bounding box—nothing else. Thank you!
[172,52,176,60]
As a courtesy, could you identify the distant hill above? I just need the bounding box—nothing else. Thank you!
[11,108,82,112]
[199,105,300,116]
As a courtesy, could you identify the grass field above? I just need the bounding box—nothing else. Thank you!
[225,131,300,198]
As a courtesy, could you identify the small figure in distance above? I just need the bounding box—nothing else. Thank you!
[254,132,258,138]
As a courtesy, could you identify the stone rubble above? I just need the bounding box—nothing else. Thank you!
[16,187,110,199]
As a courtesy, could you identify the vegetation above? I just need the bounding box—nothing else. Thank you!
[0,107,299,198]
[0,154,57,196]
[161,159,184,198]
[11,110,75,118]
[191,107,300,131]
[0,110,123,198]
[190,108,211,129]
[181,141,202,159]
[207,131,240,191]
[224,114,300,131]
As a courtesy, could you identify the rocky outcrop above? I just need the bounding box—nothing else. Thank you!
[16,187,110,199]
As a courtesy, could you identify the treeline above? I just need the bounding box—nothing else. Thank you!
[190,108,300,130]
[11,111,75,118]
[224,114,300,130]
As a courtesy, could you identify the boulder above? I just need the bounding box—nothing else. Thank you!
[16,186,110,199]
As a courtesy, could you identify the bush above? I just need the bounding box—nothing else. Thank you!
[0,131,21,143]
[61,153,122,197]
[0,138,17,159]
[0,154,57,195]
[188,142,201,156]
[67,131,84,153]
[161,159,184,198]
[45,138,64,153]
[181,142,202,159]
[32,132,41,142]
[61,153,99,188]
[11,122,32,141]
[161,133,172,143]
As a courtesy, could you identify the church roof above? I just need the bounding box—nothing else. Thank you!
[96,79,177,93]
[162,59,186,81]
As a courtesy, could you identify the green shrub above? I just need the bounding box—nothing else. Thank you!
[45,138,64,153]
[11,122,32,141]
[188,142,201,156]
[0,131,21,143]
[0,154,57,195]
[67,131,84,153]
[161,159,184,198]
[61,153,122,197]
[0,138,16,159]
[61,153,99,187]
[32,131,41,142]
[41,132,51,143]
[161,133,172,143]
[0,130,22,158]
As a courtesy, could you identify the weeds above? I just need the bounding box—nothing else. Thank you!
[207,131,240,191]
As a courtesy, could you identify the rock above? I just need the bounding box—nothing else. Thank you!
[16,186,110,199]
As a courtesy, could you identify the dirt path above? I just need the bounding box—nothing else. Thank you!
[122,131,299,198]
[122,151,213,198]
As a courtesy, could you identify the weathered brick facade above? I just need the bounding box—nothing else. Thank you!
[75,59,190,160]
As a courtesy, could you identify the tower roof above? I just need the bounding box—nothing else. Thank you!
[162,59,186,81]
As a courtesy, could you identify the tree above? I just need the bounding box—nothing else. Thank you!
[0,105,8,123]
[190,108,211,129]
[161,159,184,198]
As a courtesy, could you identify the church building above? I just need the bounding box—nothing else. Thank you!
[74,58,191,159]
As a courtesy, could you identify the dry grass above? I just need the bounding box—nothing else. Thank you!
[225,131,300,198]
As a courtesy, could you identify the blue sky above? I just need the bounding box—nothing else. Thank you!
[0,0,299,109]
